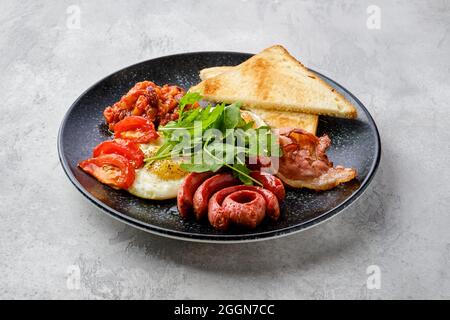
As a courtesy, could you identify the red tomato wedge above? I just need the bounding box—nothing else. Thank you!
[79,154,135,190]
[93,139,144,169]
[113,116,159,143]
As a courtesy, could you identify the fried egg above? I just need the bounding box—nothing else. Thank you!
[127,140,187,200]
[128,110,266,200]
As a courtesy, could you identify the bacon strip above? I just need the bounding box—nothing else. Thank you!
[275,128,357,191]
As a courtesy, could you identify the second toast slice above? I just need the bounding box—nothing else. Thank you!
[198,65,318,134]
[191,45,357,119]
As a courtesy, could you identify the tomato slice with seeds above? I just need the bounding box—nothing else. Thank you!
[113,116,159,143]
[93,139,144,168]
[79,154,135,190]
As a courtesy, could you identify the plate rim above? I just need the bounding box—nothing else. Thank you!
[57,51,381,243]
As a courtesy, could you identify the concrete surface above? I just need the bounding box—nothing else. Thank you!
[1,0,449,299]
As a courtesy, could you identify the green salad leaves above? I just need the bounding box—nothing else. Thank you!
[145,93,281,185]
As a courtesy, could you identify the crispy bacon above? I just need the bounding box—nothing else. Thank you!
[277,128,332,179]
[275,128,357,191]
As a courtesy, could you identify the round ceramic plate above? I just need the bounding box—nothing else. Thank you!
[58,51,381,243]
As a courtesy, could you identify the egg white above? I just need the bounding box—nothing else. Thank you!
[128,168,185,200]
[127,139,187,200]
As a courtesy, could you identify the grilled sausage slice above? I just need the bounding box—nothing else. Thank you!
[192,173,239,220]
[208,185,280,230]
[254,187,280,221]
[224,190,266,229]
[177,172,215,219]
[250,171,285,202]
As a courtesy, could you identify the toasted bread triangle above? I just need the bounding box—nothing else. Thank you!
[199,66,319,134]
[199,66,233,81]
[190,45,357,119]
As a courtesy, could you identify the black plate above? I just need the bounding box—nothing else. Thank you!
[58,51,380,242]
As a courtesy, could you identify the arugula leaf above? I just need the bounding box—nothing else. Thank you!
[179,92,203,106]
[200,104,212,120]
[240,120,255,131]
[177,92,203,121]
[231,163,253,185]
[205,142,235,165]
[223,103,241,129]
[153,99,278,186]
[183,109,202,127]
[236,116,247,128]
[144,141,175,165]
[179,163,212,173]
[203,103,225,130]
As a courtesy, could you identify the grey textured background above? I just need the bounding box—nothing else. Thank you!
[1,0,449,299]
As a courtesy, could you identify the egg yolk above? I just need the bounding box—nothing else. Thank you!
[147,159,186,180]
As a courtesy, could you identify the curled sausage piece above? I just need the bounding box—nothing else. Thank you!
[254,187,281,221]
[250,171,285,202]
[208,185,280,230]
[177,172,215,219]
[223,190,266,229]
[193,173,239,220]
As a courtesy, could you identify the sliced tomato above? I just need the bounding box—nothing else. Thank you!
[79,154,135,190]
[113,116,159,143]
[93,139,144,168]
